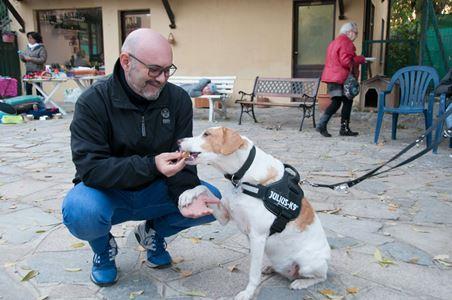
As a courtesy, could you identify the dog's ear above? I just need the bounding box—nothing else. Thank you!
[220,127,244,155]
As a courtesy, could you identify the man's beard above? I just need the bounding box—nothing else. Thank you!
[126,72,165,101]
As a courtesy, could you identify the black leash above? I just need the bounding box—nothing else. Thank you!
[303,108,452,191]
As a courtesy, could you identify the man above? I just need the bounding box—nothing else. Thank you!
[62,28,221,286]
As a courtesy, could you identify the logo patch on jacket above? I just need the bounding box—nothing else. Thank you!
[161,108,170,124]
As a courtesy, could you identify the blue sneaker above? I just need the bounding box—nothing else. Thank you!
[134,221,172,268]
[90,235,118,286]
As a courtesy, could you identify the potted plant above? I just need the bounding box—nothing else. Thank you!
[2,31,16,43]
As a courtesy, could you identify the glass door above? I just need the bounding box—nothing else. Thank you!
[293,1,335,78]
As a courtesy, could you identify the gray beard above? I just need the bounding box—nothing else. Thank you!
[145,85,164,101]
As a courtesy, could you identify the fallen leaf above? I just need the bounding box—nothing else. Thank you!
[37,296,49,300]
[319,289,344,299]
[35,230,46,234]
[70,242,85,248]
[21,270,39,281]
[346,287,359,294]
[190,237,201,244]
[408,257,419,264]
[228,264,239,272]
[433,255,452,267]
[388,203,399,211]
[9,204,17,209]
[129,290,144,299]
[180,270,193,277]
[183,290,206,297]
[374,249,395,267]
[135,245,146,252]
[411,226,429,233]
[319,208,341,214]
[65,268,82,272]
[4,262,15,268]
[172,256,184,264]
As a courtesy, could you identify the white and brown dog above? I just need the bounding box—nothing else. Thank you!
[178,127,330,300]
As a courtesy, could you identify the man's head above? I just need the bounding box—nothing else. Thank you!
[120,28,174,100]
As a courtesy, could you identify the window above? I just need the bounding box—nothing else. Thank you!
[120,10,151,44]
[37,8,104,68]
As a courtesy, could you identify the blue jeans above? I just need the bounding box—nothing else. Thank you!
[62,180,221,253]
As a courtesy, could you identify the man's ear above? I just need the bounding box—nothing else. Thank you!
[119,53,131,72]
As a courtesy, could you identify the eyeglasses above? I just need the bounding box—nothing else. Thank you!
[128,53,177,77]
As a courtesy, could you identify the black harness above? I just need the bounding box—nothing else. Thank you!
[224,146,304,235]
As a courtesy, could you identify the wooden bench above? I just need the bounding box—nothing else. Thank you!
[169,76,236,122]
[236,77,320,131]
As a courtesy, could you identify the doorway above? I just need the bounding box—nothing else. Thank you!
[120,10,151,44]
[293,1,335,78]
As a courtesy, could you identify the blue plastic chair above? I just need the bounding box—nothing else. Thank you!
[374,66,439,147]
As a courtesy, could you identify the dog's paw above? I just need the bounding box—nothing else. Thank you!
[261,265,275,275]
[234,289,254,300]
[178,185,209,209]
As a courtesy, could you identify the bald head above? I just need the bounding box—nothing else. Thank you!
[121,28,172,58]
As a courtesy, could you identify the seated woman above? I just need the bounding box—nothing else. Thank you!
[181,78,218,97]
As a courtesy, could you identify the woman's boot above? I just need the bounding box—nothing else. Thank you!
[316,114,332,137]
[339,120,359,136]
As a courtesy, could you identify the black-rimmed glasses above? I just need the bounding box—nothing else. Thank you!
[128,53,177,77]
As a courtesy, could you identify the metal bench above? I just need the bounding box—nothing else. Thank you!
[236,77,320,131]
[169,76,236,122]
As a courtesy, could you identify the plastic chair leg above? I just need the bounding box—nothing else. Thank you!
[391,113,399,140]
[374,111,384,144]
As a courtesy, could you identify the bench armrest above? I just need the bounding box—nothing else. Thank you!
[237,90,254,102]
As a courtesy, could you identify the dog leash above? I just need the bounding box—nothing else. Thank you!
[301,108,452,192]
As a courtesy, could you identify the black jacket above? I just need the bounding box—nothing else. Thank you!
[70,61,200,203]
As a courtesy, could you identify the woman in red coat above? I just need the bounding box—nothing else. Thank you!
[317,22,366,137]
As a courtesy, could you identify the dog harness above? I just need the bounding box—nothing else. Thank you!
[224,146,304,235]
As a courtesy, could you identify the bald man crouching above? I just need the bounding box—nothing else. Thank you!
[62,29,221,286]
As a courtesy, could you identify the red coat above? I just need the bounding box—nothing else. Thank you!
[321,34,366,85]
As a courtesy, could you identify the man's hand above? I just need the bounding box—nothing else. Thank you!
[180,193,221,218]
[155,152,185,177]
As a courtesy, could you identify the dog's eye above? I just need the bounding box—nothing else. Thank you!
[203,132,210,137]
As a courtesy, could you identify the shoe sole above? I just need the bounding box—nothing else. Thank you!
[90,273,118,287]
[145,260,172,269]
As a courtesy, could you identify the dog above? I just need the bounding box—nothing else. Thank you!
[178,127,330,300]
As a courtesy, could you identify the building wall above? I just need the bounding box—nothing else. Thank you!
[9,0,374,104]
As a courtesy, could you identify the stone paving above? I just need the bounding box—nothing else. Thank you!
[0,105,451,300]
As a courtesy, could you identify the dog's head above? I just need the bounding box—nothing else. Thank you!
[178,127,248,166]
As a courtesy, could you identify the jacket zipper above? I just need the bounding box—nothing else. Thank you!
[141,115,146,137]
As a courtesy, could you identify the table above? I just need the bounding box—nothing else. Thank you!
[22,75,107,115]
[22,78,68,115]
[71,75,107,90]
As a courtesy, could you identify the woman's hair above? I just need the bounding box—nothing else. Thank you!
[339,22,358,35]
[26,31,43,43]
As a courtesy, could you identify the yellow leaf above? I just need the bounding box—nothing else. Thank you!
[65,268,82,272]
[374,249,383,261]
[190,237,201,244]
[21,270,39,281]
[228,264,239,272]
[180,270,193,277]
[346,287,359,294]
[129,290,144,299]
[4,262,15,268]
[172,256,184,264]
[184,290,206,297]
[35,230,46,234]
[319,289,335,296]
[70,242,85,248]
